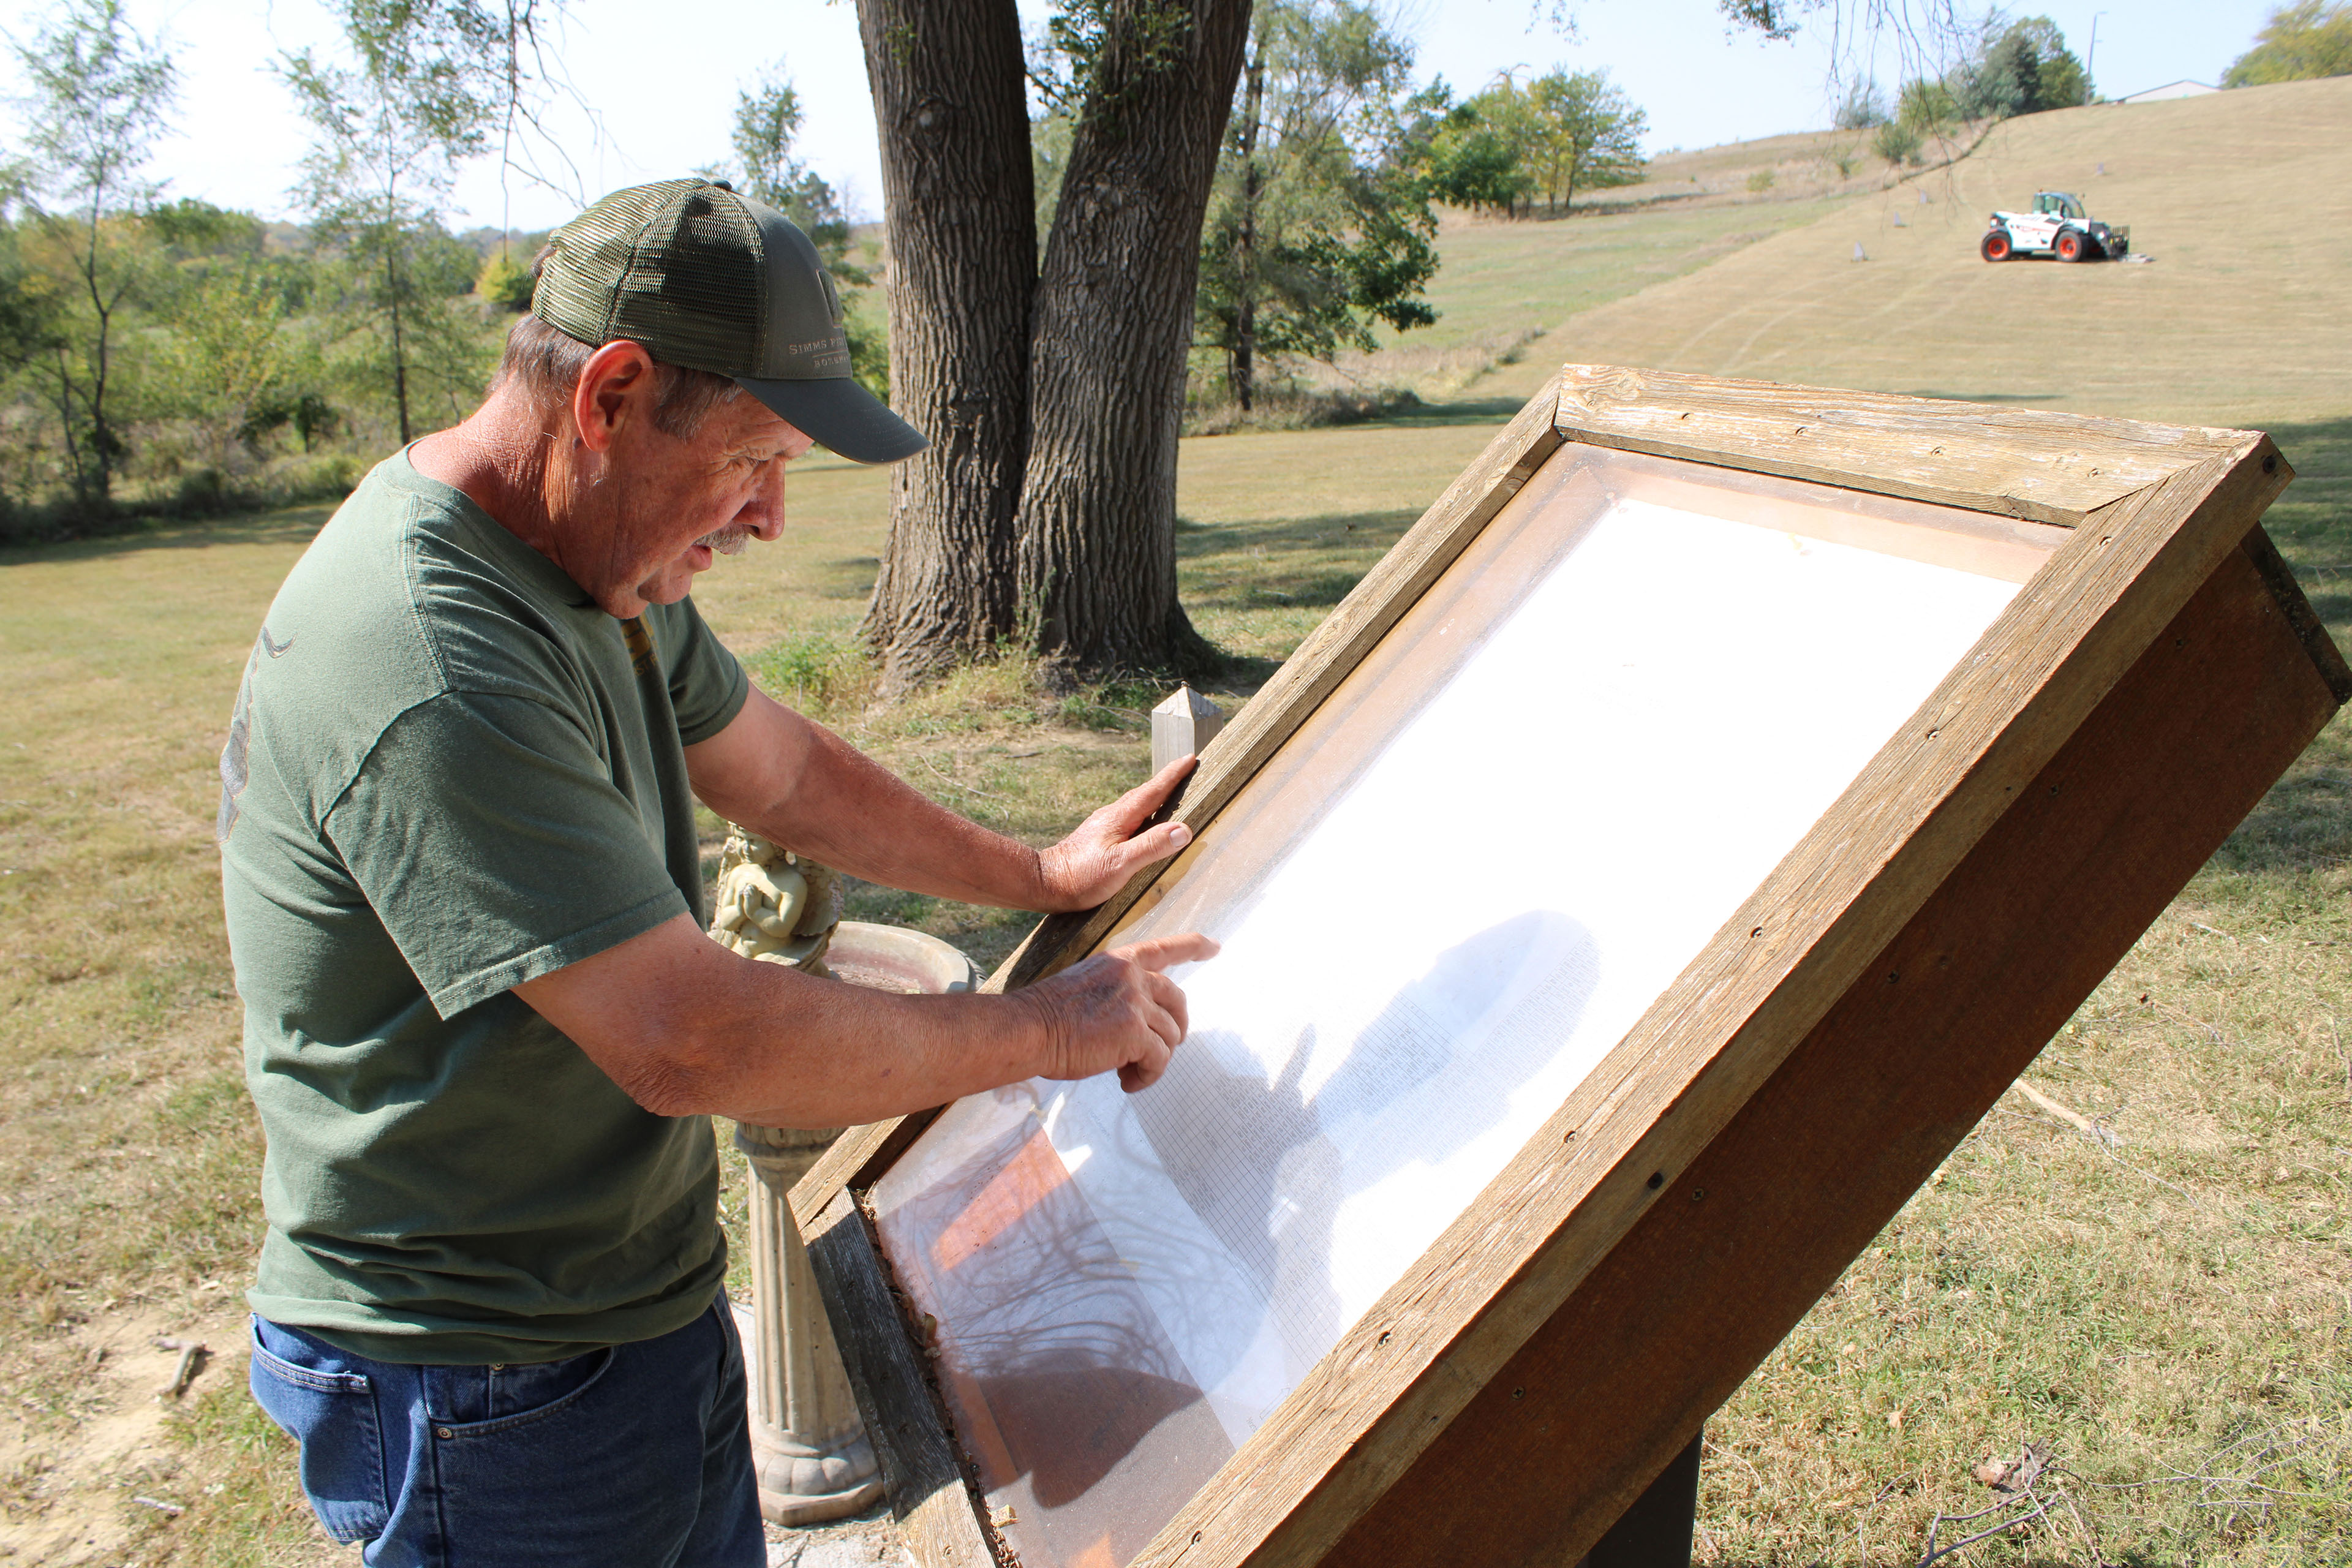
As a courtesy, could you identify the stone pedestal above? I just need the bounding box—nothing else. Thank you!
[728,919,981,1528]
[734,1120,883,1526]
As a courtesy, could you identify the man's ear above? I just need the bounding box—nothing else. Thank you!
[571,340,659,456]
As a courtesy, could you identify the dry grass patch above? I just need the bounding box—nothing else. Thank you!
[1316,192,1866,400]
[1695,412,2352,1564]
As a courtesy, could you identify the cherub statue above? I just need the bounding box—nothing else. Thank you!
[706,827,843,978]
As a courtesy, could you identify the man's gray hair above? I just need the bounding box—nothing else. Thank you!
[492,248,744,437]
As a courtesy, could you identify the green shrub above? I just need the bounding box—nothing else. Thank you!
[1873,121,1923,166]
[750,631,870,717]
[476,249,535,312]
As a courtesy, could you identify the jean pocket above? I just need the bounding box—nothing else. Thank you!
[434,1346,615,1439]
[247,1321,390,1544]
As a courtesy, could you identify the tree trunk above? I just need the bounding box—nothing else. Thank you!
[854,0,1037,693]
[387,241,413,447]
[78,211,115,506]
[50,348,91,510]
[1016,0,1253,677]
[1234,49,1264,414]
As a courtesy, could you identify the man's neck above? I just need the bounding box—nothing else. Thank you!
[410,392,571,565]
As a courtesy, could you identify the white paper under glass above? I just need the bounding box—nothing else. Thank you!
[869,445,2052,1568]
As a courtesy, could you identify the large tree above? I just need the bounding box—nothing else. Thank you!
[11,0,175,511]
[1953,16,2091,119]
[279,23,486,446]
[1524,67,1647,213]
[857,0,1253,689]
[2224,1,2352,85]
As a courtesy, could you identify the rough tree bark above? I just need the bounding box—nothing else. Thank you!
[854,0,1038,692]
[1015,0,1253,677]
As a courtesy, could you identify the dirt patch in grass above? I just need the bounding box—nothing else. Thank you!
[0,1302,285,1566]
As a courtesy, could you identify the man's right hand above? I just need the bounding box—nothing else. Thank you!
[1021,933,1221,1093]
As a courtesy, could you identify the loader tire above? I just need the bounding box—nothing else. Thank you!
[1980,230,2013,262]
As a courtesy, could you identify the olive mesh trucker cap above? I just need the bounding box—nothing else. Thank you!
[532,178,924,464]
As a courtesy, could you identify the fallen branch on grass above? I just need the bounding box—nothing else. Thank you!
[1928,1441,2110,1567]
[1917,1491,2055,1567]
[2010,1079,2111,1143]
[152,1336,206,1399]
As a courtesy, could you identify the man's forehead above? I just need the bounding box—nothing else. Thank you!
[717,394,811,456]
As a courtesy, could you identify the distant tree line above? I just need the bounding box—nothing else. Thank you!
[2225,1,2352,86]
[1834,14,2092,167]
[0,0,892,540]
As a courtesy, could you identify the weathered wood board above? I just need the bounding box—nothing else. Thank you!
[799,367,2347,1568]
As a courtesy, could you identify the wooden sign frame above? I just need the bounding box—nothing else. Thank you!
[794,366,2348,1568]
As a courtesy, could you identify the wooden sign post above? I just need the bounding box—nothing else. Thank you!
[793,368,2346,1568]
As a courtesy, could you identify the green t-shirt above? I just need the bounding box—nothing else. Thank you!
[219,451,751,1364]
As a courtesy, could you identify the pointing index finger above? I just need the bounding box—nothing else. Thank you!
[1110,932,1220,971]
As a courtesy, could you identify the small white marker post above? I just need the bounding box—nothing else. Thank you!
[1853,241,1869,262]
[1152,684,1227,775]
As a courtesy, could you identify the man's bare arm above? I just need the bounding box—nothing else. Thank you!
[514,914,1216,1126]
[684,687,1194,912]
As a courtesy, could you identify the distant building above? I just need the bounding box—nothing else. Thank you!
[2119,80,2220,104]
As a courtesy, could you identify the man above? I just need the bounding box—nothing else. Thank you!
[219,178,1214,1567]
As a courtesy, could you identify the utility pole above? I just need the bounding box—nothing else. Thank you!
[2087,11,2106,93]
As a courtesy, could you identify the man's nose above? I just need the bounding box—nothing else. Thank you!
[744,466,788,540]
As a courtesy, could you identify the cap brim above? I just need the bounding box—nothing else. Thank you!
[739,375,927,465]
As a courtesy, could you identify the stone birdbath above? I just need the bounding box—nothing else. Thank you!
[709,828,979,1526]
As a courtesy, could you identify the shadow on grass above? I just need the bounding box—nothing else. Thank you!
[2207,414,2352,878]
[1366,396,1530,427]
[1178,508,1422,621]
[1177,508,1422,561]
[0,502,336,567]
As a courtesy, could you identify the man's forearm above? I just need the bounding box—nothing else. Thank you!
[687,690,1057,910]
[514,913,1205,1126]
[745,723,1053,909]
[657,956,1058,1126]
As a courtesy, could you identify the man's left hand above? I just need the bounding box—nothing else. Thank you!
[1037,755,1199,911]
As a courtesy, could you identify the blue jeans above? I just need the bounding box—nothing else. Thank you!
[247,1300,764,1567]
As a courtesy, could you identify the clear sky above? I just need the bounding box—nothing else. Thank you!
[2,0,2283,232]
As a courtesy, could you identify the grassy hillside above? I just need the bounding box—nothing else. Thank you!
[1471,76,2352,426]
[1318,124,1999,400]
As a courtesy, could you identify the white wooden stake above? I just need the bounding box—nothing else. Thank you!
[1152,684,1227,775]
